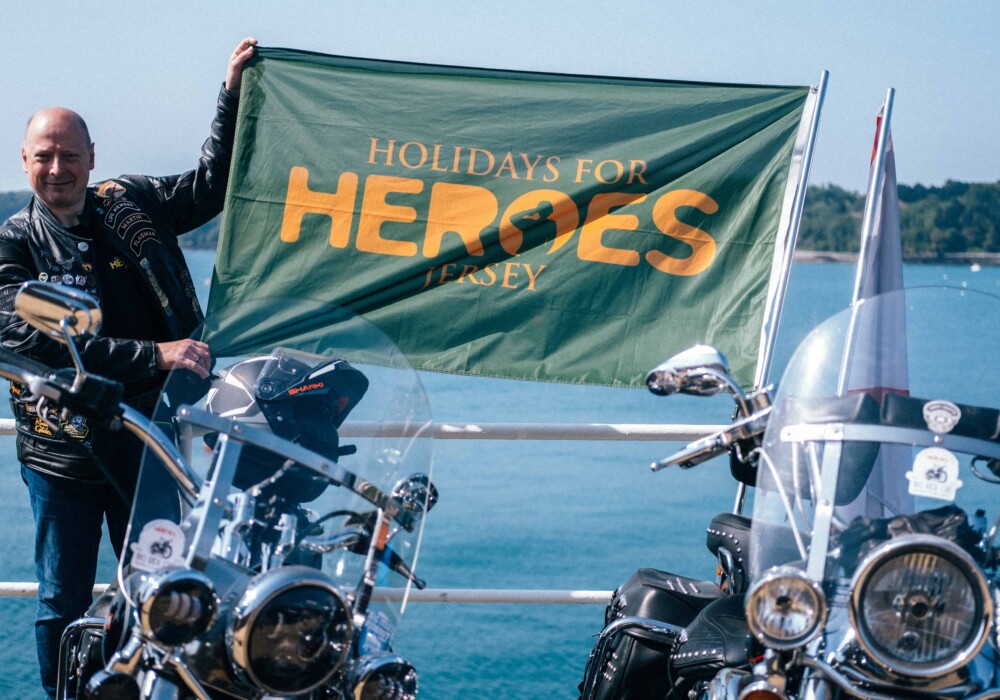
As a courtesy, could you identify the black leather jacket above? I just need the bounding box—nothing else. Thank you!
[0,85,239,480]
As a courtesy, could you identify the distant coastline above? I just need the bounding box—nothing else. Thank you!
[3,181,998,265]
[793,250,1000,266]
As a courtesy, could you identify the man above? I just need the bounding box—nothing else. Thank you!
[0,37,257,698]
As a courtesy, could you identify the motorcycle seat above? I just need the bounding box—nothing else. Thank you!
[705,512,751,594]
[671,594,751,682]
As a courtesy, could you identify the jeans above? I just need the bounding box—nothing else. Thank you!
[21,465,133,700]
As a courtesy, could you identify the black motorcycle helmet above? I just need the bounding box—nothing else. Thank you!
[205,349,369,501]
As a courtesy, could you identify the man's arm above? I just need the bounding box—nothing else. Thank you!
[0,214,211,381]
[129,37,258,234]
[0,242,158,383]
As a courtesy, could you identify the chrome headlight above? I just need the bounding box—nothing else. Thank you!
[347,652,419,700]
[849,535,993,678]
[137,569,217,646]
[229,565,352,696]
[746,566,827,650]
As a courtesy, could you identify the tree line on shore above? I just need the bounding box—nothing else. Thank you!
[801,180,1000,256]
[2,180,997,257]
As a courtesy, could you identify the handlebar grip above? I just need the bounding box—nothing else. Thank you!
[0,353,126,428]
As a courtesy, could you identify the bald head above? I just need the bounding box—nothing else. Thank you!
[22,107,95,224]
[25,108,91,148]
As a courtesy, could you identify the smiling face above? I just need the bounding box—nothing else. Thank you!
[22,108,94,223]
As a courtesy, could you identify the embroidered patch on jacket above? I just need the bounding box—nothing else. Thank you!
[116,212,154,241]
[130,228,160,255]
[104,199,141,228]
[62,415,90,439]
[96,180,127,201]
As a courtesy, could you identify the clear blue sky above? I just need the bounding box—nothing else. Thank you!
[3,1,997,193]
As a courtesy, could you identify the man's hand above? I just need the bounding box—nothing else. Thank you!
[156,339,211,379]
[226,37,258,92]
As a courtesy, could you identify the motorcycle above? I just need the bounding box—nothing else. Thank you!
[579,346,772,700]
[582,285,1000,699]
[2,282,437,699]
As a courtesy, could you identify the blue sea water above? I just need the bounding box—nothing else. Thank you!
[1,254,998,698]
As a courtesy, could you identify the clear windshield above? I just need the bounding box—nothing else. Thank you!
[121,298,434,633]
[750,286,1000,584]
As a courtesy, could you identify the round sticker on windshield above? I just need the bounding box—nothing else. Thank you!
[923,400,961,434]
[906,447,963,501]
[129,519,186,572]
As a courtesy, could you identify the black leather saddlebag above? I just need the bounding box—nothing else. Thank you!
[582,568,722,700]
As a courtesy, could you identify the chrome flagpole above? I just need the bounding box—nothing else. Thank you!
[837,87,895,395]
[835,87,911,518]
[753,70,829,390]
[851,87,895,306]
[737,71,828,514]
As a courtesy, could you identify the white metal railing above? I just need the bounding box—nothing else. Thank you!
[0,582,613,604]
[0,418,720,602]
[342,421,721,442]
[2,418,720,441]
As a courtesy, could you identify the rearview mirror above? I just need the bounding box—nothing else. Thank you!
[391,473,438,528]
[14,281,102,342]
[646,344,734,397]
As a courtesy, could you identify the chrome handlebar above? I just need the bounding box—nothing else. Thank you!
[651,406,771,472]
[0,356,201,502]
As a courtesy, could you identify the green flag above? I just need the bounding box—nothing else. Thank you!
[209,48,811,387]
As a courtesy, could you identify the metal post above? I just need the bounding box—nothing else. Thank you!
[851,87,895,306]
[754,70,829,390]
[734,72,829,514]
[837,87,895,396]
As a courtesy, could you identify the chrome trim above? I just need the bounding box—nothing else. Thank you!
[780,422,1000,462]
[163,654,212,700]
[738,677,787,700]
[347,652,418,699]
[120,405,200,501]
[299,525,368,554]
[580,616,685,699]
[746,566,827,651]
[176,406,419,530]
[55,616,105,700]
[704,667,751,700]
[229,565,352,695]
[141,670,183,700]
[108,635,144,676]
[798,655,917,700]
[185,434,243,570]
[848,534,993,679]
[137,570,217,644]
[15,280,102,340]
